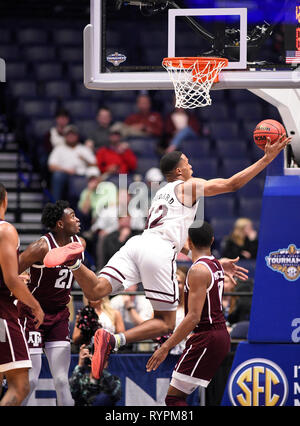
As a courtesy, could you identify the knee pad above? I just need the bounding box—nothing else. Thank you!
[165,394,188,406]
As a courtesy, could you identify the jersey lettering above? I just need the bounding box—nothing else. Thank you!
[145,204,168,229]
[54,269,73,289]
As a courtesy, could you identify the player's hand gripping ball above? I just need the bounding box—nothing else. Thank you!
[253,119,286,150]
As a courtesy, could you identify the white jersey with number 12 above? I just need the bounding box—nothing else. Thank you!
[143,180,199,252]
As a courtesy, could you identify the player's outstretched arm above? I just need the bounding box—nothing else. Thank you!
[146,264,209,372]
[0,223,44,328]
[192,135,291,198]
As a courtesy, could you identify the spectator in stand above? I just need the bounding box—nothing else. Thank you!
[72,297,125,347]
[145,167,164,203]
[227,278,253,340]
[164,107,201,153]
[44,108,70,155]
[110,284,153,331]
[48,125,97,201]
[96,129,137,175]
[221,218,258,260]
[91,189,145,269]
[124,93,164,139]
[110,283,154,351]
[85,107,113,152]
[102,215,142,266]
[38,109,70,182]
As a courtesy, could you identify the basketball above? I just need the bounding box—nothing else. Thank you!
[253,119,286,150]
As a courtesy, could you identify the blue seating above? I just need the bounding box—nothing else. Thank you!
[17,28,49,44]
[210,217,235,242]
[243,120,259,139]
[215,140,248,158]
[75,82,103,100]
[229,90,260,102]
[63,99,98,119]
[105,101,135,121]
[136,157,160,175]
[106,90,137,102]
[128,138,158,157]
[209,121,239,140]
[6,62,28,80]
[198,103,229,121]
[0,29,13,43]
[58,46,83,62]
[221,158,252,178]
[181,138,211,157]
[67,63,83,81]
[44,80,72,98]
[29,119,53,138]
[75,119,98,140]
[0,45,20,61]
[23,45,56,62]
[34,63,63,81]
[205,196,236,219]
[52,29,83,45]
[18,99,56,118]
[234,102,264,121]
[191,158,218,179]
[237,179,264,198]
[238,197,262,220]
[9,80,38,98]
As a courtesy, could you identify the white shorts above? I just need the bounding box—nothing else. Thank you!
[99,233,179,311]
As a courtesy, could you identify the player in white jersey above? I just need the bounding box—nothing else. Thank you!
[47,135,290,379]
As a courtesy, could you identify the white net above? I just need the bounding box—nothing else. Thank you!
[162,57,228,109]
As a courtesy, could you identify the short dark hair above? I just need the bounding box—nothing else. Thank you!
[41,200,70,230]
[188,221,214,248]
[160,151,182,176]
[0,183,7,204]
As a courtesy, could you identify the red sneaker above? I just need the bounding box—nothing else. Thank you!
[43,242,83,268]
[92,328,116,379]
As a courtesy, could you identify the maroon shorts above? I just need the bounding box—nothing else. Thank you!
[171,324,230,390]
[19,306,70,354]
[0,316,31,372]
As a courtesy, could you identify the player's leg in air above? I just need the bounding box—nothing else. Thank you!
[44,236,179,379]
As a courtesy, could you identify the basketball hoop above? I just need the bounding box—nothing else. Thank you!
[162,57,228,109]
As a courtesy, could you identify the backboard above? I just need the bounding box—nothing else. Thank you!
[84,0,300,90]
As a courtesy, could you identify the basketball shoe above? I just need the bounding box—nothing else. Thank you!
[92,328,116,379]
[43,242,83,268]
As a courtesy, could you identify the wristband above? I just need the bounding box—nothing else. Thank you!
[68,259,82,271]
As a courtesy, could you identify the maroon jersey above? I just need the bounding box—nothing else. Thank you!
[0,220,20,320]
[185,255,226,331]
[26,232,84,313]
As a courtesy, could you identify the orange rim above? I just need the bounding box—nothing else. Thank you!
[162,56,228,84]
[162,56,228,69]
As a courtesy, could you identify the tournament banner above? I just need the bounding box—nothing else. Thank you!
[27,353,199,406]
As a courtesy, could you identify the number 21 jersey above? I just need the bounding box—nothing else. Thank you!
[144,180,199,252]
[28,233,84,313]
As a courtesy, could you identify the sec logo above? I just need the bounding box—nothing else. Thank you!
[228,358,288,406]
